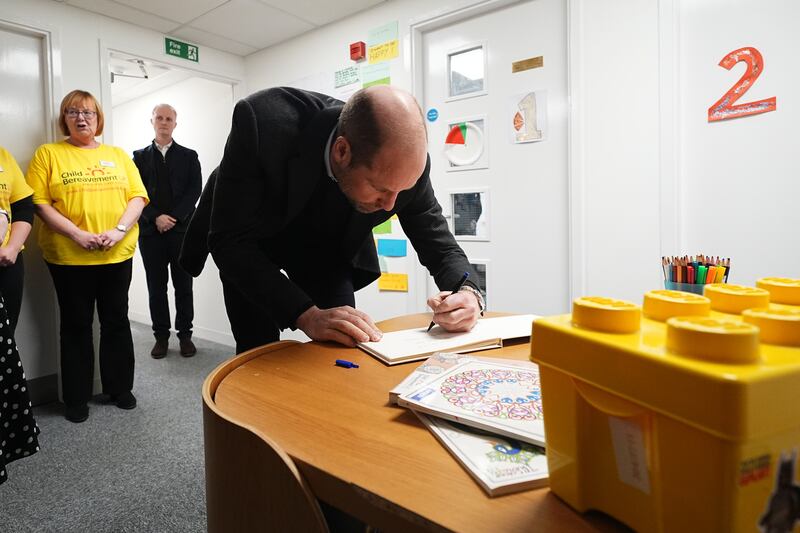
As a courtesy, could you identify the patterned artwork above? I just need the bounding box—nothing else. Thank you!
[399,359,545,446]
[440,368,543,420]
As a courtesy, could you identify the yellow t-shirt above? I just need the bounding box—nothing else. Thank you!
[0,146,35,247]
[26,141,149,265]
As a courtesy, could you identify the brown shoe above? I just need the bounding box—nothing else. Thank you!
[179,337,197,357]
[151,338,168,359]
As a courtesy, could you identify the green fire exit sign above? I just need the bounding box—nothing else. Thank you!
[165,38,198,62]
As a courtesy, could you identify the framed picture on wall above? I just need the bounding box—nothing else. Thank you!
[444,115,489,172]
[449,187,490,241]
[468,259,489,308]
[445,41,488,101]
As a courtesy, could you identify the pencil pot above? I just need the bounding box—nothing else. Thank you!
[664,280,705,295]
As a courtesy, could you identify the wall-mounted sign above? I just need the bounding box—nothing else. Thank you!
[165,37,199,62]
[511,56,543,73]
[427,108,439,122]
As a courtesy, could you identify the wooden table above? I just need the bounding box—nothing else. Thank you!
[204,313,629,532]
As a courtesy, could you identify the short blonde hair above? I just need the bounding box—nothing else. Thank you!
[58,90,104,137]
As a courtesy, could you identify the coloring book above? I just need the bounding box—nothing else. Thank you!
[416,412,548,496]
[398,358,545,447]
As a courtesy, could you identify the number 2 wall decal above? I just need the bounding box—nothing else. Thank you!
[708,46,776,122]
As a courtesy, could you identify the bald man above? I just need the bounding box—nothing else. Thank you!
[133,104,201,359]
[181,86,483,353]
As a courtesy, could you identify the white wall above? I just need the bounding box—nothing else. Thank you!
[678,0,800,286]
[569,0,662,303]
[112,76,235,344]
[571,0,800,305]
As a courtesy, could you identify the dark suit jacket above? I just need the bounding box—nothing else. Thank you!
[181,87,477,330]
[133,140,202,236]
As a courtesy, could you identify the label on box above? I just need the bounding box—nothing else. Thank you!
[609,416,651,494]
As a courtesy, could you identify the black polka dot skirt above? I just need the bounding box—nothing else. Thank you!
[0,299,40,485]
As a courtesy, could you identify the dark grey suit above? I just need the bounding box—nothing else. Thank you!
[181,87,477,352]
[134,140,201,340]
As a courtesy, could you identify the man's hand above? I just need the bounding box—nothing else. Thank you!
[0,245,19,266]
[296,305,383,347]
[155,214,177,233]
[427,289,481,332]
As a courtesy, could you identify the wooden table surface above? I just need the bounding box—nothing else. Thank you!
[211,313,628,532]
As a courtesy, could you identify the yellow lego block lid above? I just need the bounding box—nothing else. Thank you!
[643,290,711,322]
[532,290,800,440]
[742,307,800,347]
[704,284,770,314]
[572,296,640,333]
[756,277,800,305]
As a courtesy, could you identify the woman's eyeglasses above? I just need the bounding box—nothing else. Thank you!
[65,109,97,118]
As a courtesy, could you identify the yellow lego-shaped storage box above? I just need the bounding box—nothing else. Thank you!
[530,278,800,533]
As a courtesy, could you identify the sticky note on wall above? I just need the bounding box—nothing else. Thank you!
[378,273,408,292]
[373,219,392,234]
[377,238,407,257]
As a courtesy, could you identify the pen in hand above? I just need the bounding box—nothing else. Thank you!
[427,271,470,333]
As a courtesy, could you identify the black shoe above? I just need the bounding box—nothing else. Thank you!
[112,391,137,410]
[179,337,197,357]
[151,338,168,359]
[65,403,89,423]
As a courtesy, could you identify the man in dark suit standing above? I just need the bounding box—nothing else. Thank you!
[181,86,484,354]
[134,104,201,359]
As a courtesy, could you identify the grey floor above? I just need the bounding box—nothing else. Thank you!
[0,322,234,533]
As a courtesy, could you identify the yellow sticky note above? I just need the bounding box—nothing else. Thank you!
[378,272,408,292]
[368,40,399,64]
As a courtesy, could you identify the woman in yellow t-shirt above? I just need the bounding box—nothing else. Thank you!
[0,146,39,485]
[26,90,149,424]
[0,146,34,333]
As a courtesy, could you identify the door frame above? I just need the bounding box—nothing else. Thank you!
[98,41,244,146]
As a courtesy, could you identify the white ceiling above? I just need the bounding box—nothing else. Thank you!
[53,0,387,56]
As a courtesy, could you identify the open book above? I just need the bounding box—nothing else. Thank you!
[416,412,548,496]
[398,358,545,447]
[358,314,537,365]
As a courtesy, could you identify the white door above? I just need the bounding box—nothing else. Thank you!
[418,0,569,315]
[0,21,60,401]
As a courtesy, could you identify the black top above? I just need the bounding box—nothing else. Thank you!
[133,140,201,236]
[181,87,478,330]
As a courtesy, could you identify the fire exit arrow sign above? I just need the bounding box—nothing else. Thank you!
[165,38,198,62]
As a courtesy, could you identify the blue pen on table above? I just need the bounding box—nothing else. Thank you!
[335,359,359,369]
[426,271,470,333]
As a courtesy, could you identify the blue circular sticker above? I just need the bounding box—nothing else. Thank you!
[426,108,439,122]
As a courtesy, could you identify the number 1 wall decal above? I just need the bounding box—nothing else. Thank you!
[708,46,776,122]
